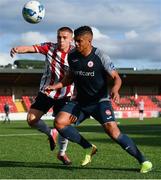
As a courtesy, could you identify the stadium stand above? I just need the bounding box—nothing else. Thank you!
[0,96,18,113]
[0,94,160,113]
[22,96,34,111]
[151,95,161,110]
[134,96,159,111]
[0,95,160,120]
[14,99,26,112]
[0,67,160,118]
[112,95,160,111]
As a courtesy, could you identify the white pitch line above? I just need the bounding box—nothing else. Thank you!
[0,133,43,137]
[0,132,95,137]
[0,122,160,137]
[0,129,160,137]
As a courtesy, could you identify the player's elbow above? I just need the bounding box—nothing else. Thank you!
[114,74,122,87]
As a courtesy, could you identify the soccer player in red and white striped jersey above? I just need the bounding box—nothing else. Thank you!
[33,41,74,99]
[10,27,74,165]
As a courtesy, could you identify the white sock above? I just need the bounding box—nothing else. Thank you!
[58,134,69,156]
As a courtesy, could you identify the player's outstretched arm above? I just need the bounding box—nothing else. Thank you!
[110,70,122,103]
[10,46,36,58]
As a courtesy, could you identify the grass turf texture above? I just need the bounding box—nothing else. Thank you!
[0,118,161,179]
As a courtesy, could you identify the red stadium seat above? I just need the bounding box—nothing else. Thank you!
[0,96,18,113]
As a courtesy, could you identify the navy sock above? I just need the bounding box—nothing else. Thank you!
[116,134,146,163]
[58,125,92,149]
[33,119,51,136]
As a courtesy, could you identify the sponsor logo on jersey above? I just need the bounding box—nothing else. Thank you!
[74,70,95,77]
[109,62,116,70]
[87,61,94,67]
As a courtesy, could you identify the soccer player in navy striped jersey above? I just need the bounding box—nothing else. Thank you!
[10,27,74,165]
[45,26,152,173]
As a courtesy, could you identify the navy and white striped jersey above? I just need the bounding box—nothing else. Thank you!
[68,47,116,105]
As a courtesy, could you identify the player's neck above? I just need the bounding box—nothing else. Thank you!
[81,46,93,57]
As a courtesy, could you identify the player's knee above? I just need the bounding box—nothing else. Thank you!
[104,122,121,140]
[54,118,66,129]
[54,112,71,130]
[27,113,38,126]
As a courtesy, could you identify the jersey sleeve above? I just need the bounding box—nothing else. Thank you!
[33,42,52,55]
[97,49,116,74]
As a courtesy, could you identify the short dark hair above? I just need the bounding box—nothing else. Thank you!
[57,26,73,34]
[74,26,93,37]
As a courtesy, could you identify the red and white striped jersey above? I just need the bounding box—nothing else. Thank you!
[33,42,74,99]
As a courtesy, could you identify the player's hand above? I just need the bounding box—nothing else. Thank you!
[10,48,18,58]
[110,90,120,104]
[69,114,77,123]
[44,85,55,95]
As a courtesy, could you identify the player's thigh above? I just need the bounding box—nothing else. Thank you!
[55,101,83,128]
[92,101,121,139]
[54,111,74,129]
[92,101,115,124]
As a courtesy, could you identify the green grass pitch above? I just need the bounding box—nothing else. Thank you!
[0,118,161,179]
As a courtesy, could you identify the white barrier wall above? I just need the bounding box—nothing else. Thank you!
[0,112,53,121]
[0,110,159,121]
[114,110,159,118]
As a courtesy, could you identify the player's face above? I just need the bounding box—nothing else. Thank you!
[74,34,92,54]
[57,31,73,52]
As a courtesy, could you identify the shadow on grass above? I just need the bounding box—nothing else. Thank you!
[76,124,161,147]
[0,160,140,173]
[77,124,161,136]
[4,121,161,137]
[89,136,161,147]
[2,123,161,147]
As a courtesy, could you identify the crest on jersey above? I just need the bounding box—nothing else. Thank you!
[105,110,111,116]
[87,61,94,67]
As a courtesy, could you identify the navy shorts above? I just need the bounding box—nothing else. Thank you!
[31,92,71,115]
[61,100,115,125]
